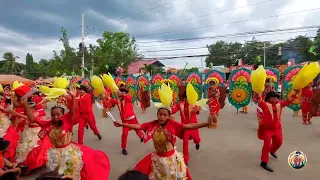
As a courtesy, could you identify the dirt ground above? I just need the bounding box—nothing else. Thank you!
[24,103,320,180]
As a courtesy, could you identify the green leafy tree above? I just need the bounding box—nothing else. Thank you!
[95,32,138,74]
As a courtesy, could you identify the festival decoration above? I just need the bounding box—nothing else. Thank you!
[185,72,202,101]
[292,62,320,90]
[308,46,317,56]
[265,67,280,90]
[126,75,137,102]
[101,73,119,93]
[151,74,165,102]
[81,78,91,88]
[69,77,79,88]
[136,75,150,102]
[0,85,3,93]
[91,76,105,96]
[228,68,252,110]
[52,77,69,89]
[283,65,302,111]
[114,76,125,88]
[250,65,266,93]
[39,86,51,94]
[166,73,180,104]
[208,63,213,69]
[203,70,225,98]
[43,88,67,100]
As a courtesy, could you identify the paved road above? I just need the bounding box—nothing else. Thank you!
[24,103,320,180]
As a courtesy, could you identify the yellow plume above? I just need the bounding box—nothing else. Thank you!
[292,62,320,89]
[158,83,173,108]
[0,85,3,93]
[44,88,67,100]
[12,81,24,90]
[250,65,267,93]
[39,86,51,94]
[186,83,198,105]
[53,77,70,89]
[101,73,118,93]
[91,75,105,95]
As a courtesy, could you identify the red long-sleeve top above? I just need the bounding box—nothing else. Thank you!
[110,95,135,121]
[258,97,295,130]
[171,101,200,124]
[78,93,93,114]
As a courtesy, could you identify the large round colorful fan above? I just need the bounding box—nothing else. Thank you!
[203,70,225,98]
[185,72,202,101]
[69,77,79,87]
[81,78,91,88]
[126,75,137,102]
[137,75,150,102]
[228,68,252,110]
[166,73,180,104]
[151,74,164,102]
[283,65,302,111]
[115,76,125,88]
[265,67,280,90]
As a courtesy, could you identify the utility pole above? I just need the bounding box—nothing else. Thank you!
[91,57,94,77]
[263,42,266,67]
[81,13,85,78]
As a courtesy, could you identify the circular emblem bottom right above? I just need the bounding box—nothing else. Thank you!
[288,151,307,169]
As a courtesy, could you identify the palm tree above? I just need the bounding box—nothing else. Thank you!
[140,64,155,76]
[1,52,22,74]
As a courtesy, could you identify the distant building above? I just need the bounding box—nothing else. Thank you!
[127,59,165,76]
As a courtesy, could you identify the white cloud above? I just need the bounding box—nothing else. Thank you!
[24,10,68,26]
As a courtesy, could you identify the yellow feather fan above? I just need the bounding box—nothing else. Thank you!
[101,73,119,93]
[292,62,320,89]
[12,81,24,90]
[44,88,67,100]
[154,83,173,109]
[91,75,105,95]
[250,65,267,93]
[39,86,51,94]
[53,77,69,89]
[186,83,208,106]
[0,84,3,93]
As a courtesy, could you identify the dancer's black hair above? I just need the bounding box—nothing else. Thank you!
[265,91,279,102]
[157,107,171,116]
[118,170,149,180]
[51,105,65,114]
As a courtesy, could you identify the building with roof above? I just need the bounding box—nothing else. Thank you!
[127,59,165,76]
[0,74,34,85]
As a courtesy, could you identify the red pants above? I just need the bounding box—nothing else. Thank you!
[301,102,312,122]
[183,129,201,164]
[121,118,143,149]
[78,112,100,144]
[259,126,283,163]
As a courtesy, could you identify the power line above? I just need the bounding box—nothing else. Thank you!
[134,8,320,38]
[136,27,319,48]
[119,0,192,23]
[135,0,272,32]
[139,36,317,53]
[137,29,316,48]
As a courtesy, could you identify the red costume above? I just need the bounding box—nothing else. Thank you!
[110,94,143,150]
[135,119,191,179]
[78,93,100,144]
[0,114,19,162]
[301,86,313,123]
[206,85,220,115]
[172,101,201,164]
[47,114,110,180]
[257,97,294,164]
[16,116,53,171]
[254,86,275,120]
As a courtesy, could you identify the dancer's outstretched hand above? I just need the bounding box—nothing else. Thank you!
[113,121,122,127]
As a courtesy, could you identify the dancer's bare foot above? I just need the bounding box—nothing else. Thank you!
[308,121,312,125]
[302,121,308,125]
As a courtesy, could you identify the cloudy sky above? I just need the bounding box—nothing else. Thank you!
[0,0,320,68]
